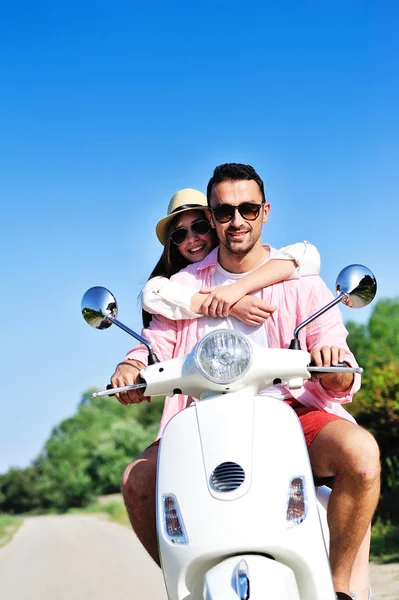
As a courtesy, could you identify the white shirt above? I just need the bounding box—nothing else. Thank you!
[197,260,269,347]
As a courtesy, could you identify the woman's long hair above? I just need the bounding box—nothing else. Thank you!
[142,213,217,328]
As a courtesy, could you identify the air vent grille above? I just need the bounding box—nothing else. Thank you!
[210,461,245,492]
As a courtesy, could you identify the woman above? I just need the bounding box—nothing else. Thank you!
[142,188,320,327]
[139,188,371,600]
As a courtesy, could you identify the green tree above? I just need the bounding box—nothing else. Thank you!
[89,420,159,493]
[346,297,399,369]
[347,299,399,522]
[0,467,42,514]
[349,361,399,521]
[23,389,164,511]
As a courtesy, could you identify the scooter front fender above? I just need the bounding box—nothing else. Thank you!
[203,554,300,600]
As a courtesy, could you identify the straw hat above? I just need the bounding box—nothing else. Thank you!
[156,188,208,245]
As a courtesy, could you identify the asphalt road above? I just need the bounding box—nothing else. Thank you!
[0,514,167,600]
[0,514,397,600]
[370,562,399,600]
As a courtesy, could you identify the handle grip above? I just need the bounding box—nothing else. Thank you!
[307,362,363,375]
[93,377,147,398]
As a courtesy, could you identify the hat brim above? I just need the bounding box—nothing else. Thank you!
[156,205,208,245]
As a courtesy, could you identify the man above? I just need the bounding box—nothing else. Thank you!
[112,163,380,600]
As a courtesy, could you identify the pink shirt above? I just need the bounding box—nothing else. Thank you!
[126,246,359,439]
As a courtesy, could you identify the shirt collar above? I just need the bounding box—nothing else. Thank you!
[195,244,273,272]
[195,246,219,271]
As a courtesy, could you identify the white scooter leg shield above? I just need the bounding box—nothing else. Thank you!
[204,554,300,599]
[156,392,336,600]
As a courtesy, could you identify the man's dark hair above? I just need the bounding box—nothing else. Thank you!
[206,163,266,205]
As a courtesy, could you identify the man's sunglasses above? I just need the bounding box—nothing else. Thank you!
[210,202,264,224]
[171,218,211,245]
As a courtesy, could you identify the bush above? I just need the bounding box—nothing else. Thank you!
[371,519,399,562]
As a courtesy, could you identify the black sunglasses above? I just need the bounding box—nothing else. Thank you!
[210,202,264,224]
[171,218,211,245]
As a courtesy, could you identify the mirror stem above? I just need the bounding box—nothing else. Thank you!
[289,292,346,350]
[107,316,160,364]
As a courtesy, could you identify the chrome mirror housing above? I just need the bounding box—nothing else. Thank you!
[336,264,377,308]
[81,286,118,330]
[81,286,160,364]
[289,264,377,349]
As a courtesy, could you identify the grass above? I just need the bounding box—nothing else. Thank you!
[370,519,399,563]
[68,497,130,527]
[0,514,23,548]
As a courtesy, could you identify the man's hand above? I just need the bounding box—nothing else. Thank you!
[230,296,277,326]
[110,359,148,406]
[310,346,354,392]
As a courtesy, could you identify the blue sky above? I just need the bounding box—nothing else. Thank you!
[1,1,398,473]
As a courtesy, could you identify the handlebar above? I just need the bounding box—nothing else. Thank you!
[307,365,363,375]
[92,381,147,398]
[307,360,363,375]
[92,363,362,399]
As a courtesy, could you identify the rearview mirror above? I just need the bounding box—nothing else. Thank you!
[81,286,117,330]
[289,264,377,349]
[81,286,160,364]
[336,264,377,308]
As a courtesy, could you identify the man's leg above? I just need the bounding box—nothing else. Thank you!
[308,420,380,596]
[317,486,371,599]
[350,524,371,600]
[121,442,160,566]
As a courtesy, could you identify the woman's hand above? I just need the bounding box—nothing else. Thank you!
[199,282,248,317]
[230,296,277,326]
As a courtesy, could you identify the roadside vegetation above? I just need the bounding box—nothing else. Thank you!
[0,298,398,561]
[68,496,129,527]
[370,519,399,563]
[0,514,22,548]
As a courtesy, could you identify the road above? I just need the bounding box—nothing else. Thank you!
[0,514,167,600]
[0,514,397,600]
[370,562,399,600]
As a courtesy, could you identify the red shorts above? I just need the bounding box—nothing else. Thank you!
[147,401,345,486]
[285,398,343,448]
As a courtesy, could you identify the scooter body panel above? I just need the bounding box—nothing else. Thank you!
[157,391,336,599]
[204,554,300,600]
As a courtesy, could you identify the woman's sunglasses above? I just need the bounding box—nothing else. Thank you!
[171,218,211,245]
[210,202,264,224]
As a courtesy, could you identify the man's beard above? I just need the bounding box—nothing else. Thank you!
[222,227,259,255]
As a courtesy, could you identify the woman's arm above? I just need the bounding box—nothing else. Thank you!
[142,242,320,322]
[142,276,202,320]
[197,241,320,317]
[274,241,320,278]
[195,259,294,316]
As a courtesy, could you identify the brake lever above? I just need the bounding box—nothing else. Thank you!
[307,364,363,375]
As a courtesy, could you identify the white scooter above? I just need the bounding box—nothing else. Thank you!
[81,264,376,600]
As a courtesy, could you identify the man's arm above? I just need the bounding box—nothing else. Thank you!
[300,276,360,401]
[112,313,178,405]
[310,345,354,392]
[111,359,146,405]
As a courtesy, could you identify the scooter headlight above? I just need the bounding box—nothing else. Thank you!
[195,330,252,384]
